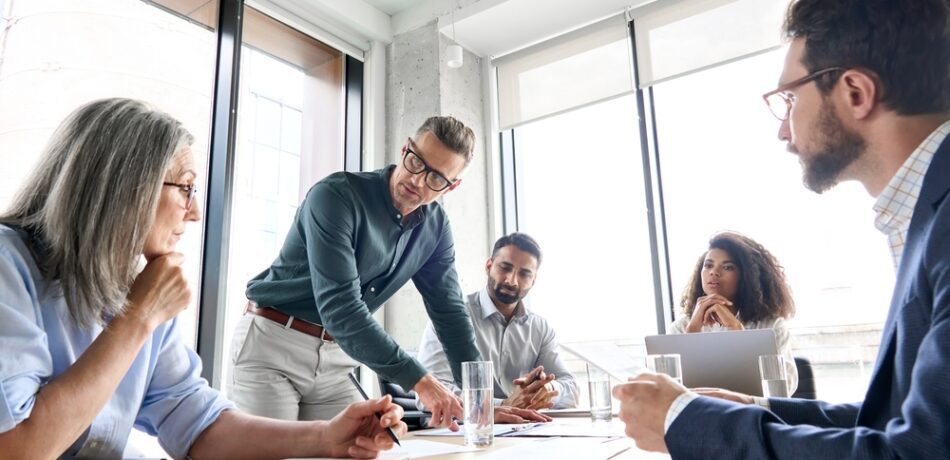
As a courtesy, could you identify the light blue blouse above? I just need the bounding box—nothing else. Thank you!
[0,225,233,458]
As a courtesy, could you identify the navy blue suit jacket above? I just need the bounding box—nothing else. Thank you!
[666,135,950,459]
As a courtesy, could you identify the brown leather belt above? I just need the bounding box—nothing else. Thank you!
[245,301,334,342]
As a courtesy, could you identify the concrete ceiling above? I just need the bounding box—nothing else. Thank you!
[362,0,430,16]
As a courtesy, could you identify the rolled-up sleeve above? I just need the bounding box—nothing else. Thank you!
[0,246,50,434]
[134,319,234,459]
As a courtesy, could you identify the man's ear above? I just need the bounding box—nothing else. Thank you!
[485,257,493,275]
[840,69,879,120]
[445,178,463,193]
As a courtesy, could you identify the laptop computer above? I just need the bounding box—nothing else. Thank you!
[644,329,778,396]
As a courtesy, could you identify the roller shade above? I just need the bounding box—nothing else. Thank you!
[631,0,787,87]
[494,13,634,130]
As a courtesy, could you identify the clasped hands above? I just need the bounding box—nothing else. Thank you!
[686,294,744,332]
[502,365,560,410]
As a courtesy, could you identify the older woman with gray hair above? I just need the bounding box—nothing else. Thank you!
[0,98,406,459]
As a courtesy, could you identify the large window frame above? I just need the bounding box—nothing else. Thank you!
[147,0,364,388]
[499,16,889,402]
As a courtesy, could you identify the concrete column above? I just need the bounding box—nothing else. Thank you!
[383,21,490,351]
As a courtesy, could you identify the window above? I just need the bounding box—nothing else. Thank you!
[511,93,658,407]
[0,0,219,455]
[220,6,346,392]
[0,0,218,348]
[652,49,893,402]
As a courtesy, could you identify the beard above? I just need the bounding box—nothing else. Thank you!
[791,100,866,193]
[488,278,523,305]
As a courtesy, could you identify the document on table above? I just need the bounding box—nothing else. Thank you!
[498,421,626,438]
[559,342,648,381]
[288,440,477,460]
[381,440,479,459]
[415,423,544,437]
[479,437,632,459]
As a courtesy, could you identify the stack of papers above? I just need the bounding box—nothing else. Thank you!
[478,437,632,459]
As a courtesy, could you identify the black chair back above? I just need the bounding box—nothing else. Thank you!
[792,357,817,399]
[377,377,429,430]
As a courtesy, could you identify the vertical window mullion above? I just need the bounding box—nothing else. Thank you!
[197,0,244,388]
[629,19,674,335]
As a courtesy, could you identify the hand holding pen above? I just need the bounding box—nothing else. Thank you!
[503,365,559,410]
[346,373,404,448]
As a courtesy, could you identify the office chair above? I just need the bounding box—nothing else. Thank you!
[377,376,430,430]
[792,357,817,399]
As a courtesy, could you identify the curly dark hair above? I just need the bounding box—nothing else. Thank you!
[680,232,795,324]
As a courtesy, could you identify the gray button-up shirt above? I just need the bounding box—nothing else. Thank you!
[416,288,578,409]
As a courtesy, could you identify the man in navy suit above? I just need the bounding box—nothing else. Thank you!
[614,0,950,458]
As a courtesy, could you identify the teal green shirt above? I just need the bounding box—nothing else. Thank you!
[246,166,480,389]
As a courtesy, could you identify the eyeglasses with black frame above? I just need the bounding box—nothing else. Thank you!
[163,182,198,210]
[402,138,457,192]
[762,67,846,121]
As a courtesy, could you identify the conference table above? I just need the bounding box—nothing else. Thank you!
[296,416,671,459]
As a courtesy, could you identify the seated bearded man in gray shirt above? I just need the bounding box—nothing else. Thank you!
[417,233,579,410]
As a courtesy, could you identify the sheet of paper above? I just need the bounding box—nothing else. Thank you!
[499,421,626,438]
[479,437,632,459]
[379,439,479,459]
[414,423,542,437]
[559,342,648,381]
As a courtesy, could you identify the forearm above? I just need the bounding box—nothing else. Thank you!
[0,316,151,459]
[767,398,860,427]
[189,410,326,460]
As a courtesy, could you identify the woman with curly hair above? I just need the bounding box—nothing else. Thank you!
[670,231,798,393]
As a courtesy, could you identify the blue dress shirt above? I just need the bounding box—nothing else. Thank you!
[0,225,233,459]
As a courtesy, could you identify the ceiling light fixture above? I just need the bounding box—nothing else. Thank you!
[446,3,463,68]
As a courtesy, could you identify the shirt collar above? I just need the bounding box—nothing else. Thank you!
[477,286,528,321]
[872,120,950,237]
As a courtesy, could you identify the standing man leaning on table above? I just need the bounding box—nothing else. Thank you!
[230,116,547,428]
[613,0,950,458]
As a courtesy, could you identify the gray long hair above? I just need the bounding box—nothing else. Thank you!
[0,98,193,328]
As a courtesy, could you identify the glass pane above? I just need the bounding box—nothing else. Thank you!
[514,93,657,408]
[653,49,893,403]
[222,7,345,391]
[0,0,218,348]
[0,0,219,455]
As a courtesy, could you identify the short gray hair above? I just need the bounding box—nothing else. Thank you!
[415,116,476,165]
[0,98,193,328]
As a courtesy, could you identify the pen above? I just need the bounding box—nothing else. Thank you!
[523,367,544,386]
[347,372,402,446]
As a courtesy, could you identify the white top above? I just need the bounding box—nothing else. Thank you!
[416,288,578,409]
[669,315,798,395]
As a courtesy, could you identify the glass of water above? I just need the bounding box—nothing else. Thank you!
[586,364,612,421]
[462,361,494,447]
[646,353,683,384]
[758,354,789,398]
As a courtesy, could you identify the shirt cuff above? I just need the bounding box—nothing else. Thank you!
[664,391,699,434]
[753,396,771,410]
